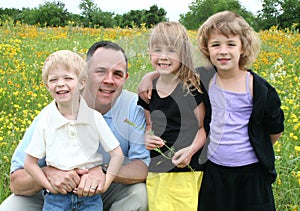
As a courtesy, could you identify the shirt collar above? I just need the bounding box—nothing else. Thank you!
[52,96,96,129]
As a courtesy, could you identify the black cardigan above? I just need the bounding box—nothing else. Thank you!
[197,67,284,183]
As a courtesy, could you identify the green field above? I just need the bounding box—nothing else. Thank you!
[0,21,299,210]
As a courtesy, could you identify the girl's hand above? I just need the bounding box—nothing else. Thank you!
[145,131,164,150]
[172,146,193,168]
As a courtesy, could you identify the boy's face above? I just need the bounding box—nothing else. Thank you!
[46,65,83,106]
[149,45,181,75]
[83,47,128,114]
[207,31,243,72]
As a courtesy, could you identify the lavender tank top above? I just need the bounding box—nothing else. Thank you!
[208,72,259,166]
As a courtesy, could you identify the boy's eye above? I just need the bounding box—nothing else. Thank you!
[48,78,57,82]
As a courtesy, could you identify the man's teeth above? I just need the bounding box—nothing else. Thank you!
[100,89,113,93]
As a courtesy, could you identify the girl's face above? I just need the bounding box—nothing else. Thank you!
[46,65,83,106]
[207,31,244,72]
[149,45,181,75]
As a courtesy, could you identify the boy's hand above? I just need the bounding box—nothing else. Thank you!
[43,166,82,194]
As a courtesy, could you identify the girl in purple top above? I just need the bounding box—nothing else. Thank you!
[197,11,284,210]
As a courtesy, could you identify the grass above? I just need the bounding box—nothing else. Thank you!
[0,21,299,210]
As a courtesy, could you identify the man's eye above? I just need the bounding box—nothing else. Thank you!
[95,70,106,74]
[114,71,124,78]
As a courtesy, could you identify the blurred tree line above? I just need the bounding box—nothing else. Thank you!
[0,0,299,31]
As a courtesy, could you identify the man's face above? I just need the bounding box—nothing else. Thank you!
[83,47,128,114]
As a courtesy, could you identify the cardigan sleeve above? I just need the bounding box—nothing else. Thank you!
[264,84,284,134]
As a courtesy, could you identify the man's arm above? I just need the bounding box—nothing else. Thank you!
[10,169,43,196]
[113,159,148,184]
[10,166,83,196]
[114,94,150,184]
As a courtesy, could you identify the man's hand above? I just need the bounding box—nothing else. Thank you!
[137,71,159,103]
[43,166,85,194]
[74,166,106,197]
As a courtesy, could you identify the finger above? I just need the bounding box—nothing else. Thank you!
[59,188,68,195]
[65,183,74,192]
[76,168,89,176]
[88,186,97,196]
[148,89,152,100]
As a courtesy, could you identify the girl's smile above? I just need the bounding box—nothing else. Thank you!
[208,31,244,72]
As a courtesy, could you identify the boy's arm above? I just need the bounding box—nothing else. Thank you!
[24,154,57,194]
[102,146,124,192]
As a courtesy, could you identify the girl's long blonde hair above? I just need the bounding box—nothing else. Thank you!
[149,21,202,93]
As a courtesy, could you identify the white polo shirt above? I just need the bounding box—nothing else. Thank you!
[25,96,120,170]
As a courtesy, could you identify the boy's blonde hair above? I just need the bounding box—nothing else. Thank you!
[197,11,261,69]
[149,21,202,93]
[42,50,87,85]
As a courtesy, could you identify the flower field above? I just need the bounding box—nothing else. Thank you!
[0,21,299,210]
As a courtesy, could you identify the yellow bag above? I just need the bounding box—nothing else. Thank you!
[146,171,203,211]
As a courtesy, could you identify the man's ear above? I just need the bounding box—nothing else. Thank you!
[79,79,86,91]
[125,72,129,79]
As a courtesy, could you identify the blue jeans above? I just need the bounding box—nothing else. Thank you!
[42,191,103,211]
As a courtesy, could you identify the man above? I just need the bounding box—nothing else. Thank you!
[0,41,150,211]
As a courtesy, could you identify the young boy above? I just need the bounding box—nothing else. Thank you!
[24,50,124,210]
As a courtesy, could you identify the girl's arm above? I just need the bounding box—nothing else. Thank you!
[144,110,164,150]
[270,132,283,145]
[24,154,57,194]
[172,103,207,167]
[101,146,124,192]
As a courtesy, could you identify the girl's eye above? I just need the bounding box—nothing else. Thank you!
[210,43,219,47]
[152,49,161,53]
[168,48,176,53]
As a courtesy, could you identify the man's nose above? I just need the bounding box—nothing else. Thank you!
[103,71,114,83]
